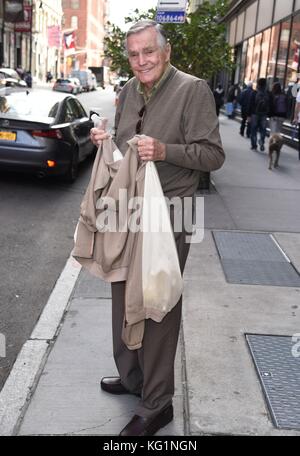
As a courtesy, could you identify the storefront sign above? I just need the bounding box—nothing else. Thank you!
[14,5,32,32]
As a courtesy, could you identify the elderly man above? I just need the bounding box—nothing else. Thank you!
[90,20,225,436]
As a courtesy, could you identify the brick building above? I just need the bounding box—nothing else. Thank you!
[61,0,107,74]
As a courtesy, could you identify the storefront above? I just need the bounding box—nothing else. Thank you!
[226,0,300,90]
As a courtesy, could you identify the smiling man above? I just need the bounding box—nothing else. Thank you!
[90,20,225,436]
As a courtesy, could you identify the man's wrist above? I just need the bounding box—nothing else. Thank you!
[159,142,166,160]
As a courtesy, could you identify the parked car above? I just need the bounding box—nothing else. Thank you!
[70,69,94,92]
[53,77,82,94]
[0,90,96,182]
[0,67,28,93]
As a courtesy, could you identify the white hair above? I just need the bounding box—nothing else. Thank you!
[125,20,168,51]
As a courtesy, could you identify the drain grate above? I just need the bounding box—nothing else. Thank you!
[246,334,300,430]
[213,231,300,287]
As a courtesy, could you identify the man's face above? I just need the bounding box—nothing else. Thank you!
[127,27,171,90]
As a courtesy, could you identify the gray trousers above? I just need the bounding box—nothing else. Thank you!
[111,229,191,418]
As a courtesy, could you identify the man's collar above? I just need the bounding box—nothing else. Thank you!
[137,63,172,102]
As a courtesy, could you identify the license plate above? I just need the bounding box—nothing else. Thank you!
[0,131,16,141]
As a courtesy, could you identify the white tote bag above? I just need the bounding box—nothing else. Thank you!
[142,161,183,316]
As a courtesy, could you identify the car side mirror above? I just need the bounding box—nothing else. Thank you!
[89,110,100,120]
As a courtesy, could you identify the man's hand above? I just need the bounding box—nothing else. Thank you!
[90,127,110,147]
[137,136,166,161]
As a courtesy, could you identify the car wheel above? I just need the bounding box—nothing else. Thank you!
[65,148,79,183]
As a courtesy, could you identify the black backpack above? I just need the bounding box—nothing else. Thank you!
[255,91,270,115]
[274,93,287,116]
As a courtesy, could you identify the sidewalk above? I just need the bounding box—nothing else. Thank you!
[0,115,300,436]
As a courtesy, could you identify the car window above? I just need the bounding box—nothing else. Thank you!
[0,93,61,120]
[64,100,76,122]
[48,102,59,118]
[74,99,87,118]
[66,98,86,119]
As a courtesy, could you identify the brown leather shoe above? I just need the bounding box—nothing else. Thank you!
[100,377,140,396]
[119,405,173,436]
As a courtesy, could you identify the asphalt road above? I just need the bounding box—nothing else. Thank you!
[0,85,116,390]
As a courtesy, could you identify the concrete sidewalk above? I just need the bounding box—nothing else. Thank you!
[0,115,300,436]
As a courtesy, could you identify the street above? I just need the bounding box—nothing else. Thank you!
[0,86,116,391]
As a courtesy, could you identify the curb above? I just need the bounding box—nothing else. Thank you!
[0,256,81,436]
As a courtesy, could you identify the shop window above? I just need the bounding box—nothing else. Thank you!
[267,24,280,89]
[244,36,254,84]
[275,20,291,86]
[286,13,300,84]
[259,28,272,79]
[240,40,248,85]
[251,33,262,83]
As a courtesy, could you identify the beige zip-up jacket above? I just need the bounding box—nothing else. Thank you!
[72,136,173,350]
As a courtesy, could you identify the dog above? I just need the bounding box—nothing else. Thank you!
[268,133,283,170]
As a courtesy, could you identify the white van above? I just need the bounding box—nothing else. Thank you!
[70,69,94,92]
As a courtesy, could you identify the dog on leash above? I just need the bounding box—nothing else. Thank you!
[268,133,283,170]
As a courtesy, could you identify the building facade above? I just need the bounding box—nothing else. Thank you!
[32,0,63,81]
[61,0,107,75]
[0,1,63,80]
[225,0,300,90]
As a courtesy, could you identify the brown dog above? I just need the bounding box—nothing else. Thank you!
[268,133,283,170]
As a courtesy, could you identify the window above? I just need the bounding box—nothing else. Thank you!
[259,28,271,79]
[266,24,280,88]
[244,36,254,84]
[71,16,78,29]
[74,99,87,118]
[70,0,80,9]
[239,40,248,85]
[62,0,69,7]
[251,33,262,83]
[286,13,300,84]
[276,20,291,86]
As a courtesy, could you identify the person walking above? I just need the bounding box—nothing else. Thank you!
[89,20,225,437]
[226,83,240,119]
[248,78,270,151]
[269,81,287,134]
[213,83,224,116]
[238,81,253,138]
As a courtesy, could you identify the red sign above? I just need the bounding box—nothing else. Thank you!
[63,31,76,50]
[14,5,32,32]
[48,26,62,48]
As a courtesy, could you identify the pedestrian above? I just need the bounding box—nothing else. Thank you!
[89,20,225,436]
[269,81,287,134]
[226,83,240,119]
[24,70,32,88]
[46,71,53,83]
[238,81,253,138]
[248,78,270,151]
[213,83,224,116]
